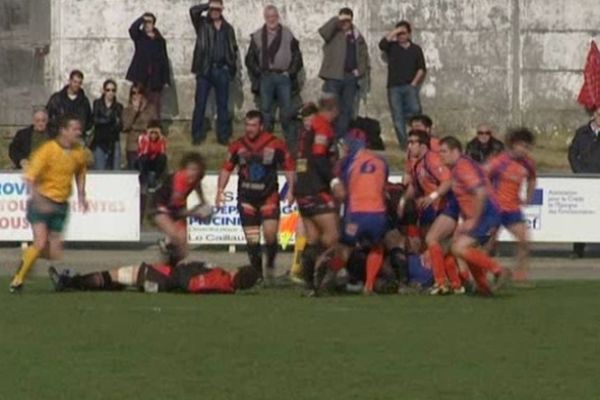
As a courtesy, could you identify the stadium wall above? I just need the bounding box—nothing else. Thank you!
[2,0,600,137]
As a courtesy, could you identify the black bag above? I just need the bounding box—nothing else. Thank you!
[350,117,385,151]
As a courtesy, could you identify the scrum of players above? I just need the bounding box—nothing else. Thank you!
[13,96,536,297]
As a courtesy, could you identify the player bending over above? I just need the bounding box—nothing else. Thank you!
[10,114,89,293]
[438,136,510,295]
[48,262,259,294]
[486,128,536,284]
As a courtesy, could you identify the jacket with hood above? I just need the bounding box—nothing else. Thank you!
[46,86,93,135]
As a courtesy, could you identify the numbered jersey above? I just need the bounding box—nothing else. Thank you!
[222,132,294,201]
[339,149,389,213]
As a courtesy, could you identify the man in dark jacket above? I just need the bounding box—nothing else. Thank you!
[126,12,171,118]
[245,5,303,151]
[465,124,504,163]
[568,106,600,258]
[8,109,51,169]
[190,0,238,146]
[379,21,426,147]
[318,8,369,138]
[46,70,93,137]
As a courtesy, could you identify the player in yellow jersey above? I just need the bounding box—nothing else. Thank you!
[10,113,89,293]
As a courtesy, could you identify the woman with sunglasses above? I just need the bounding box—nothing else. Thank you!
[90,79,124,170]
[122,83,158,170]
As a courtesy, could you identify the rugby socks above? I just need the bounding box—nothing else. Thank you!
[11,246,41,286]
[291,234,307,277]
[389,247,408,284]
[462,248,502,275]
[301,244,320,289]
[265,242,278,271]
[428,243,447,287]
[247,243,263,277]
[67,271,122,291]
[365,245,384,292]
[466,262,492,295]
[443,255,462,290]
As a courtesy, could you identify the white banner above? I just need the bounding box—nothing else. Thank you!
[0,172,140,242]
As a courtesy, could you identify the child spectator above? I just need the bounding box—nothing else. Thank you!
[138,120,167,191]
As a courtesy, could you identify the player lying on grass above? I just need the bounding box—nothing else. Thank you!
[48,261,259,294]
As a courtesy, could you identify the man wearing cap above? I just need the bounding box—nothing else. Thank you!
[318,8,369,139]
[190,1,239,146]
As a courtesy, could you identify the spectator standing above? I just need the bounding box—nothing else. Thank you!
[379,21,426,147]
[465,124,505,163]
[9,109,51,169]
[190,1,239,145]
[122,83,158,170]
[46,70,93,136]
[568,106,600,258]
[126,12,171,118]
[90,79,123,170]
[245,5,304,150]
[318,7,369,138]
[138,120,167,191]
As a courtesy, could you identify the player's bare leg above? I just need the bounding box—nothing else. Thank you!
[155,214,188,264]
[506,222,532,287]
[301,212,339,292]
[49,265,137,292]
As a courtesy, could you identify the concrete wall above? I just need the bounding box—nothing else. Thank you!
[3,0,600,137]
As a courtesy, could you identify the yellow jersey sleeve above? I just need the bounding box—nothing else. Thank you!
[24,141,51,182]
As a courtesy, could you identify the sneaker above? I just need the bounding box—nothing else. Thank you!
[452,286,466,295]
[429,284,450,296]
[9,281,23,294]
[288,270,305,285]
[48,266,67,292]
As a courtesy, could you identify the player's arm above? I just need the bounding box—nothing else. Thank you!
[216,169,232,208]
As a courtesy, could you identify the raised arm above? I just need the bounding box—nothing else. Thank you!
[318,17,340,43]
[190,3,210,31]
[129,16,145,41]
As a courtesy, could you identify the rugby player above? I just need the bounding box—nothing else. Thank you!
[439,136,510,295]
[403,130,462,295]
[487,128,536,284]
[216,110,295,281]
[154,152,211,265]
[293,99,340,290]
[47,262,259,294]
[10,114,89,293]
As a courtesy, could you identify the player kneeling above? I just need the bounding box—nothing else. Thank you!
[48,262,259,294]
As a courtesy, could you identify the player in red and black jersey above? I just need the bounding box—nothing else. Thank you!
[47,261,260,294]
[293,99,340,290]
[216,110,295,280]
[152,152,211,265]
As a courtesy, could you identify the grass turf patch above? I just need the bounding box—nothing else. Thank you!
[0,279,598,400]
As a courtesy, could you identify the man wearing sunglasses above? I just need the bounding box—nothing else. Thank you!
[190,1,239,146]
[465,124,505,163]
[379,21,426,148]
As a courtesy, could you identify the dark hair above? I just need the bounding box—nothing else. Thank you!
[245,110,264,124]
[506,127,535,148]
[59,113,82,130]
[440,136,463,152]
[179,152,206,171]
[300,102,319,118]
[143,12,157,24]
[409,114,433,128]
[147,120,162,132]
[233,265,260,290]
[69,69,84,80]
[318,95,338,112]
[339,7,353,18]
[129,82,146,103]
[210,0,224,5]
[103,79,117,90]
[408,129,431,148]
[395,20,412,33]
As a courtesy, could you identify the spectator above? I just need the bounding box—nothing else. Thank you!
[379,21,426,147]
[126,12,171,118]
[8,109,51,169]
[138,120,167,191]
[318,7,369,138]
[190,1,238,146]
[46,69,93,136]
[90,79,124,170]
[122,83,158,170]
[568,106,600,258]
[465,124,505,163]
[245,5,304,150]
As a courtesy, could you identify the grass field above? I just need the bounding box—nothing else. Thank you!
[1,278,599,400]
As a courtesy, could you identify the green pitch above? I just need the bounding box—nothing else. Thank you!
[1,279,599,400]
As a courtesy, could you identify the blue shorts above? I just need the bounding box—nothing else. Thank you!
[441,191,460,221]
[468,201,501,245]
[500,210,525,228]
[418,205,438,226]
[408,255,433,287]
[341,212,388,247]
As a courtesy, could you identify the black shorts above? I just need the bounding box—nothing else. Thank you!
[297,192,337,218]
[238,192,280,227]
[137,263,177,292]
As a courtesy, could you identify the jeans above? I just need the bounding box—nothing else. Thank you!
[138,154,167,187]
[192,66,232,143]
[260,72,293,145]
[323,75,358,138]
[93,142,121,170]
[388,84,422,146]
